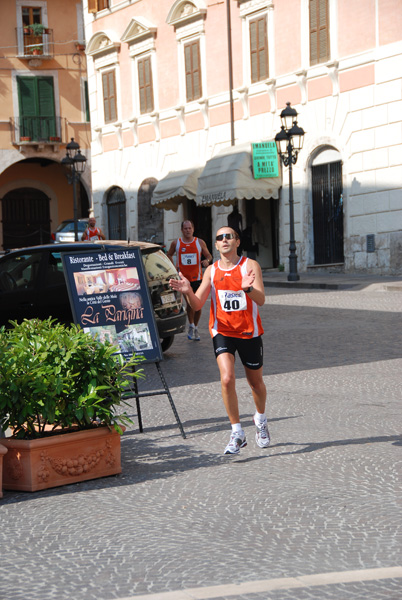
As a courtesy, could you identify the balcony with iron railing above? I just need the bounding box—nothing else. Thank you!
[16,27,54,58]
[11,116,63,145]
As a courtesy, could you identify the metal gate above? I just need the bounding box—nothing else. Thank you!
[312,161,344,264]
[1,188,50,249]
[107,186,127,240]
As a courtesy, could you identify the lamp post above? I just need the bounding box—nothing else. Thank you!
[275,102,305,282]
[61,138,87,241]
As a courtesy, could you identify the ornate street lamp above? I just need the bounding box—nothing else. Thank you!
[275,103,305,282]
[61,138,87,241]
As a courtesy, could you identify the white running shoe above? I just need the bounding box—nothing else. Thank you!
[224,430,247,455]
[193,327,200,341]
[188,325,195,340]
[254,416,270,448]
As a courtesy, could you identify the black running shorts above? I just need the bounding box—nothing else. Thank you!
[212,334,263,370]
[190,280,202,293]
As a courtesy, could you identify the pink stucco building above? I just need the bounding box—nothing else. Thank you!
[0,0,92,250]
[84,0,402,274]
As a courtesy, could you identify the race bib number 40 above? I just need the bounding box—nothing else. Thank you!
[218,289,247,312]
[181,253,197,266]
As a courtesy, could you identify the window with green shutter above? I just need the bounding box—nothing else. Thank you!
[249,16,268,83]
[17,76,56,140]
[184,40,202,102]
[309,0,329,65]
[102,70,117,124]
[138,57,154,114]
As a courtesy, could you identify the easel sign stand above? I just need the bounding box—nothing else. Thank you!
[62,245,186,439]
[128,363,186,439]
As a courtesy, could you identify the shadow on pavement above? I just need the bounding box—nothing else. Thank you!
[152,303,402,388]
[0,413,299,504]
[125,412,301,436]
[268,433,402,457]
[4,425,400,505]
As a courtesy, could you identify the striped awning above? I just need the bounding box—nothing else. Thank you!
[195,142,281,206]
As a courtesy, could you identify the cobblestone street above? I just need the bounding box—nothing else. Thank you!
[1,284,401,600]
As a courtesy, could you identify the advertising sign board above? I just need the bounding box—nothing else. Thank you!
[62,247,162,364]
[252,141,279,179]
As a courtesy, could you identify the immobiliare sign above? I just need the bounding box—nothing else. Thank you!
[252,141,279,179]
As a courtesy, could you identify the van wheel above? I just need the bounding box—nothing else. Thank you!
[161,336,174,352]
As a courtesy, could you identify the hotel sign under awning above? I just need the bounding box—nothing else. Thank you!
[195,142,281,207]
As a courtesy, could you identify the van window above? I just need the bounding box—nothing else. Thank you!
[0,252,42,291]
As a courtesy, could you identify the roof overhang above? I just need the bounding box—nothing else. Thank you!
[195,142,281,207]
[152,166,204,211]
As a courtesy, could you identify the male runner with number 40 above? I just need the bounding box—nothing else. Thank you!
[169,226,270,455]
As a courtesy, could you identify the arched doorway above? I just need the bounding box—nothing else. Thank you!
[311,149,344,265]
[107,186,127,240]
[1,187,50,249]
[77,179,90,218]
[138,178,164,244]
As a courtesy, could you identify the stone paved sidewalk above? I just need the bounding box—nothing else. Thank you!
[261,268,402,291]
[1,285,401,600]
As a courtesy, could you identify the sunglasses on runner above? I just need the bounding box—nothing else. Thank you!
[216,233,236,241]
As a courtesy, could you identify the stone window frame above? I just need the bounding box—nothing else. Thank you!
[87,31,122,129]
[166,0,208,108]
[309,0,330,66]
[300,0,338,72]
[238,0,275,89]
[121,17,158,118]
[16,0,49,56]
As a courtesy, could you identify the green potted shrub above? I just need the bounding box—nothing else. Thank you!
[28,23,48,36]
[0,318,142,492]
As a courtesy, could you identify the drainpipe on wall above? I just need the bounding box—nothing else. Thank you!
[226,0,235,146]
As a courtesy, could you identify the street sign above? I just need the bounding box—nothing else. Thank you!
[252,141,279,179]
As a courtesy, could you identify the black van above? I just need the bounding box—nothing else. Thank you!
[0,240,186,352]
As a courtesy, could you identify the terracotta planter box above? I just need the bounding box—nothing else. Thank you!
[0,445,8,498]
[0,426,122,492]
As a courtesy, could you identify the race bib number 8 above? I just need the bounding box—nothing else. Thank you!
[218,289,247,312]
[181,253,197,266]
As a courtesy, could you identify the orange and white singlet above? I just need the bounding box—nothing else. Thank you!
[209,256,264,339]
[175,237,203,282]
[83,227,102,241]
